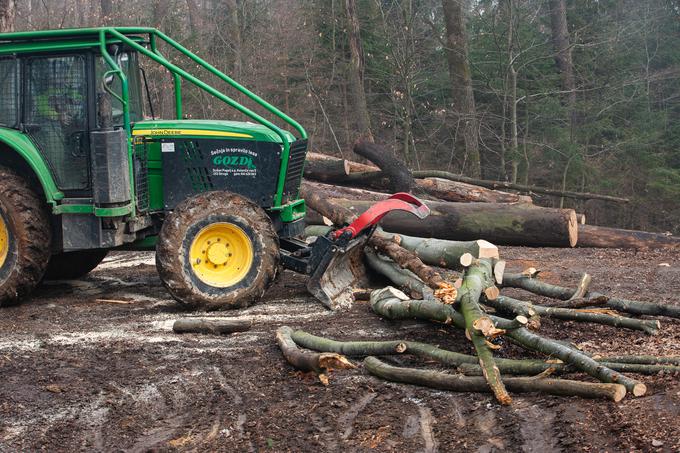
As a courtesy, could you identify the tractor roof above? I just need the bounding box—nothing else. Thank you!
[0,27,154,55]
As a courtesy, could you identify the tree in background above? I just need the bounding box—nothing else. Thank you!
[7,0,680,234]
[0,0,15,32]
[344,0,373,142]
[442,0,481,177]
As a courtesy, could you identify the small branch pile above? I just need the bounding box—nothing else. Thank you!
[276,195,680,404]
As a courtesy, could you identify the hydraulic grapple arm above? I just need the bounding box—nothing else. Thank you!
[280,193,430,309]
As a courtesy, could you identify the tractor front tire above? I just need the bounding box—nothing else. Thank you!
[44,249,109,280]
[0,166,52,306]
[156,191,279,310]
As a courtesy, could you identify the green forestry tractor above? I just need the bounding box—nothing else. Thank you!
[0,27,428,311]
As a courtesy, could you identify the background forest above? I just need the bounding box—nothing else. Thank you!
[3,0,680,233]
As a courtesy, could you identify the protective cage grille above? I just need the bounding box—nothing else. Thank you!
[282,139,308,201]
[26,55,90,191]
[134,143,150,211]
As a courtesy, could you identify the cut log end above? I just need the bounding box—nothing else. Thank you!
[476,240,500,259]
[434,283,458,304]
[493,260,506,285]
[568,210,578,247]
[612,385,627,402]
[632,383,647,397]
[484,286,500,301]
[460,253,474,267]
[318,353,357,371]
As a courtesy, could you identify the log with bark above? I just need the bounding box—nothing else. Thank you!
[304,153,530,204]
[368,292,647,397]
[502,272,680,319]
[275,326,355,385]
[325,198,578,247]
[172,318,252,335]
[353,139,414,192]
[416,177,532,204]
[578,224,680,250]
[364,357,626,402]
[456,258,511,404]
[484,295,661,335]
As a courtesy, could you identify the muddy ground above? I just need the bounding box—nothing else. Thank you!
[0,246,679,452]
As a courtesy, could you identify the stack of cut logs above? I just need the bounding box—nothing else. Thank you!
[302,140,680,250]
[175,141,680,403]
[272,140,680,404]
[274,190,680,403]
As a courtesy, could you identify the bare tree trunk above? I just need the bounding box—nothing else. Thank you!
[345,0,373,141]
[0,0,16,32]
[100,0,112,24]
[441,0,481,178]
[549,0,576,125]
[225,0,243,80]
[186,0,202,34]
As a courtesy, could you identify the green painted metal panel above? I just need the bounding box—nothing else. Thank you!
[133,120,295,144]
[0,127,63,203]
[0,37,146,55]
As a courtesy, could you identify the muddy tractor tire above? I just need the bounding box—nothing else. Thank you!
[44,249,109,280]
[0,166,52,306]
[156,191,280,310]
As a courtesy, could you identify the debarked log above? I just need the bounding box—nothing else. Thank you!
[363,357,626,402]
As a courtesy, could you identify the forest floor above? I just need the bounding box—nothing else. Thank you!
[0,247,679,452]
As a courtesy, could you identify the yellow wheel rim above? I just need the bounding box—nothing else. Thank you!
[0,214,8,268]
[189,222,254,287]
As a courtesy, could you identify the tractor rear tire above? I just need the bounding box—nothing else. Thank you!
[44,249,109,280]
[0,166,52,306]
[156,191,279,310]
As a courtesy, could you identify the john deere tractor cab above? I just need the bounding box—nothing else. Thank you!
[0,27,427,311]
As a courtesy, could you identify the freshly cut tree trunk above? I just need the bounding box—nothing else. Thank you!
[506,327,646,396]
[276,326,355,384]
[303,159,351,183]
[304,154,528,203]
[364,357,626,402]
[457,260,511,404]
[369,294,646,396]
[382,232,499,269]
[369,234,456,303]
[306,152,378,173]
[302,181,389,202]
[416,177,531,203]
[353,139,414,192]
[502,273,680,319]
[485,295,661,335]
[577,224,680,250]
[328,198,579,247]
[300,186,357,226]
[459,360,680,377]
[173,318,252,335]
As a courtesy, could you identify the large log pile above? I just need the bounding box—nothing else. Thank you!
[274,193,680,405]
[303,141,680,250]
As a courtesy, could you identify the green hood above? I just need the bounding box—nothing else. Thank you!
[132,119,296,143]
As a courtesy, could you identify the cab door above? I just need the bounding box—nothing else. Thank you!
[25,54,90,193]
